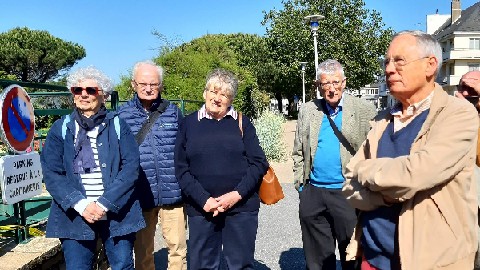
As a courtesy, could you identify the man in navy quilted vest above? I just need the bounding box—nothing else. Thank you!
[118,60,186,270]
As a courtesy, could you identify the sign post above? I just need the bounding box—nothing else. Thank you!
[0,84,41,243]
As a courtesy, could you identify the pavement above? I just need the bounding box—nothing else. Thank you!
[270,120,297,184]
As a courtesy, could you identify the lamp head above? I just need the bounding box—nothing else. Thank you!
[304,14,325,31]
[299,62,308,71]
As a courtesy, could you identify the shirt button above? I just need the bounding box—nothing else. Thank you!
[101,163,106,168]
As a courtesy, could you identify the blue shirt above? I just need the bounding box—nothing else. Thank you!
[309,97,345,189]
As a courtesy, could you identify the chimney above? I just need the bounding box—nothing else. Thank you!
[451,0,461,23]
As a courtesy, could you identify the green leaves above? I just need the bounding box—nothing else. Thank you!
[262,0,394,95]
[0,27,86,82]
[149,34,270,117]
[253,110,287,162]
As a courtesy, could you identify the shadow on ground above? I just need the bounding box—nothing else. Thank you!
[279,248,305,270]
[154,247,271,269]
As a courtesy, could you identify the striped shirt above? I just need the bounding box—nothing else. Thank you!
[80,127,104,200]
[390,90,434,132]
[72,124,107,219]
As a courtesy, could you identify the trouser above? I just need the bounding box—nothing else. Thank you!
[361,255,380,270]
[299,184,357,270]
[134,205,187,270]
[188,210,259,270]
[61,222,136,270]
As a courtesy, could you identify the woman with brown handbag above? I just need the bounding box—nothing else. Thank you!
[174,68,268,270]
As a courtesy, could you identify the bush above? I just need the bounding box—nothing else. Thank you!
[253,110,286,162]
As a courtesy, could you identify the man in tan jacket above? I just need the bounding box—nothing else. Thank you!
[342,30,479,269]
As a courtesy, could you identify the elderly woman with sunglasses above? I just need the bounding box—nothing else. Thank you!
[175,68,268,270]
[41,67,144,270]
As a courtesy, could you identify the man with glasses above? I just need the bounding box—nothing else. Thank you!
[292,59,376,270]
[118,60,187,270]
[343,31,478,269]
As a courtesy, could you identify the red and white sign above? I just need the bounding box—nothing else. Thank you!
[0,84,35,154]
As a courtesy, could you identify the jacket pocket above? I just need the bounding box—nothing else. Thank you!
[425,192,466,266]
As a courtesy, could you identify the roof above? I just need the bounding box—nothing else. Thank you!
[434,2,480,39]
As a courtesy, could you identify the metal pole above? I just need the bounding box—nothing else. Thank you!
[13,201,27,243]
[302,70,306,104]
[312,30,320,99]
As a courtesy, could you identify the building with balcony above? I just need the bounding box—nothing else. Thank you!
[430,0,480,94]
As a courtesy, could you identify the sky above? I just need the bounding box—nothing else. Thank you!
[1,0,479,84]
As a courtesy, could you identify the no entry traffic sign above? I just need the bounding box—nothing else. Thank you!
[0,85,35,154]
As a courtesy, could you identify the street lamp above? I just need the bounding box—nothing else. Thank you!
[299,61,308,104]
[305,14,324,98]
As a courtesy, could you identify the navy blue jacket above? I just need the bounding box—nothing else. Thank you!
[118,95,183,208]
[174,113,268,216]
[41,111,145,240]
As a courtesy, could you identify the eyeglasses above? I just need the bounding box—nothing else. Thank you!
[70,86,101,96]
[206,89,230,100]
[133,80,160,89]
[318,79,345,89]
[383,56,429,70]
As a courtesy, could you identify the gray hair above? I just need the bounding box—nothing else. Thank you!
[67,66,113,95]
[317,59,345,80]
[393,30,442,74]
[132,60,164,84]
[204,68,239,99]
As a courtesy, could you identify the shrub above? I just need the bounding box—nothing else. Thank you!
[253,110,286,162]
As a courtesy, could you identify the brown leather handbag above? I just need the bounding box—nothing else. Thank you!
[259,166,284,205]
[238,113,285,205]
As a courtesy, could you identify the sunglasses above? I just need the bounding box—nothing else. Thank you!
[70,86,101,96]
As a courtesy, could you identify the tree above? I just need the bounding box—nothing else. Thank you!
[0,70,16,80]
[0,27,86,83]
[118,34,270,117]
[262,0,394,103]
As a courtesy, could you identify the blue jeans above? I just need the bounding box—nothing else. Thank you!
[61,222,136,270]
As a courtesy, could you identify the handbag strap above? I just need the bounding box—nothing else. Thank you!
[238,112,243,137]
[319,99,356,156]
[135,99,170,145]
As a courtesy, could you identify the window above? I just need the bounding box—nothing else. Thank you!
[469,38,480,50]
[469,64,480,71]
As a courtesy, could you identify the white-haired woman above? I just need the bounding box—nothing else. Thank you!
[41,67,144,270]
[175,68,268,269]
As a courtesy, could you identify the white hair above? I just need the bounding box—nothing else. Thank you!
[66,66,113,94]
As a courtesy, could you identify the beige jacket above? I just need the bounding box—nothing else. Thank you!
[292,94,376,190]
[342,84,479,269]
